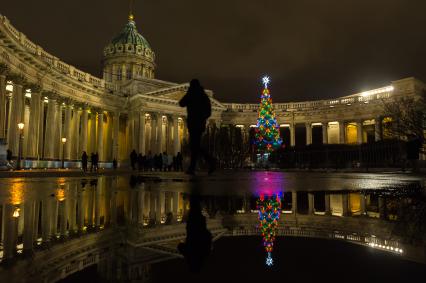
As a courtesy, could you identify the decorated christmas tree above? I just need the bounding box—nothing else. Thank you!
[255,77,282,153]
[254,76,282,152]
[257,193,282,267]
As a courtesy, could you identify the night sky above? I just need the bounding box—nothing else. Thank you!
[2,0,426,103]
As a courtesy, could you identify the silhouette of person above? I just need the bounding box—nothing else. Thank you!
[130,150,137,170]
[177,187,212,272]
[179,79,216,175]
[81,151,88,172]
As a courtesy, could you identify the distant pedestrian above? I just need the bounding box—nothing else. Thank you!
[81,151,88,172]
[94,152,99,172]
[6,149,12,163]
[113,158,117,170]
[179,79,216,175]
[176,152,183,171]
[130,150,137,170]
[162,152,168,171]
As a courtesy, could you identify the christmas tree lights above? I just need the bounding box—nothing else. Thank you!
[257,193,282,267]
[254,76,283,152]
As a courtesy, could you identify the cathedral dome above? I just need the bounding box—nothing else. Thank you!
[103,15,156,82]
[110,15,152,50]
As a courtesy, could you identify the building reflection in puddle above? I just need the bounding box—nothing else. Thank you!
[0,174,424,282]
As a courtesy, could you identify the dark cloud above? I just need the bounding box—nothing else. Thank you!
[2,0,425,103]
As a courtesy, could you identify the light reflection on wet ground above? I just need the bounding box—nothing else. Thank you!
[0,171,425,282]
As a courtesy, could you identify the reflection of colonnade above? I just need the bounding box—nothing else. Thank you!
[0,178,187,263]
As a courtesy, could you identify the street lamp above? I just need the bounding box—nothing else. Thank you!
[61,137,67,169]
[16,123,24,170]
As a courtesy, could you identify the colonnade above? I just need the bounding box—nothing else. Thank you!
[127,111,187,156]
[0,75,189,168]
[233,117,388,147]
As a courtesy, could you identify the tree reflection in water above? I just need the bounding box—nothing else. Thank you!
[257,193,282,266]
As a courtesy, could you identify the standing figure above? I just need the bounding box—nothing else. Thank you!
[179,79,216,175]
[130,150,137,170]
[81,151,88,172]
[90,152,95,172]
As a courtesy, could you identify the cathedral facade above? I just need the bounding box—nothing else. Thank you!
[0,14,424,168]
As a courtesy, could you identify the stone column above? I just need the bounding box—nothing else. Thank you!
[149,191,156,223]
[342,194,349,216]
[375,117,382,142]
[38,99,45,159]
[150,114,157,154]
[172,192,179,222]
[308,193,314,214]
[305,122,312,145]
[54,102,63,160]
[356,120,363,144]
[158,191,165,223]
[379,196,387,220]
[71,107,81,160]
[132,112,140,153]
[7,82,25,155]
[167,117,173,154]
[360,192,367,216]
[292,191,297,214]
[157,114,163,154]
[325,193,331,215]
[80,107,89,153]
[139,112,146,155]
[77,186,85,232]
[26,87,42,159]
[97,112,104,161]
[112,112,120,160]
[59,199,68,237]
[23,200,35,254]
[41,199,52,243]
[110,187,117,227]
[44,96,57,159]
[2,204,18,261]
[138,186,145,225]
[290,124,296,147]
[89,111,97,155]
[94,180,101,227]
[0,75,6,138]
[64,104,72,160]
[322,122,328,145]
[339,120,346,144]
[173,117,180,154]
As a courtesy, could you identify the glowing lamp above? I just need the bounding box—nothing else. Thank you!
[18,123,24,130]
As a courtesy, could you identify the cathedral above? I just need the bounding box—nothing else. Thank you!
[0,13,424,168]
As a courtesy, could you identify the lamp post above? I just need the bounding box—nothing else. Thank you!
[61,137,67,169]
[17,123,24,170]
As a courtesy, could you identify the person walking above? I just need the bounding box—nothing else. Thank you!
[81,151,88,172]
[94,152,99,172]
[179,79,216,175]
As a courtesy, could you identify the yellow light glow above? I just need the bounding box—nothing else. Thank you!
[18,123,24,130]
[10,182,24,205]
[61,137,67,143]
[13,207,20,218]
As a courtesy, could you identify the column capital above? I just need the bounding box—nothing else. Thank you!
[25,83,43,93]
[42,91,59,101]
[0,62,9,76]
[6,73,26,85]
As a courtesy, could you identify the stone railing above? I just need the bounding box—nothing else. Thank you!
[0,14,111,92]
[223,85,395,112]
